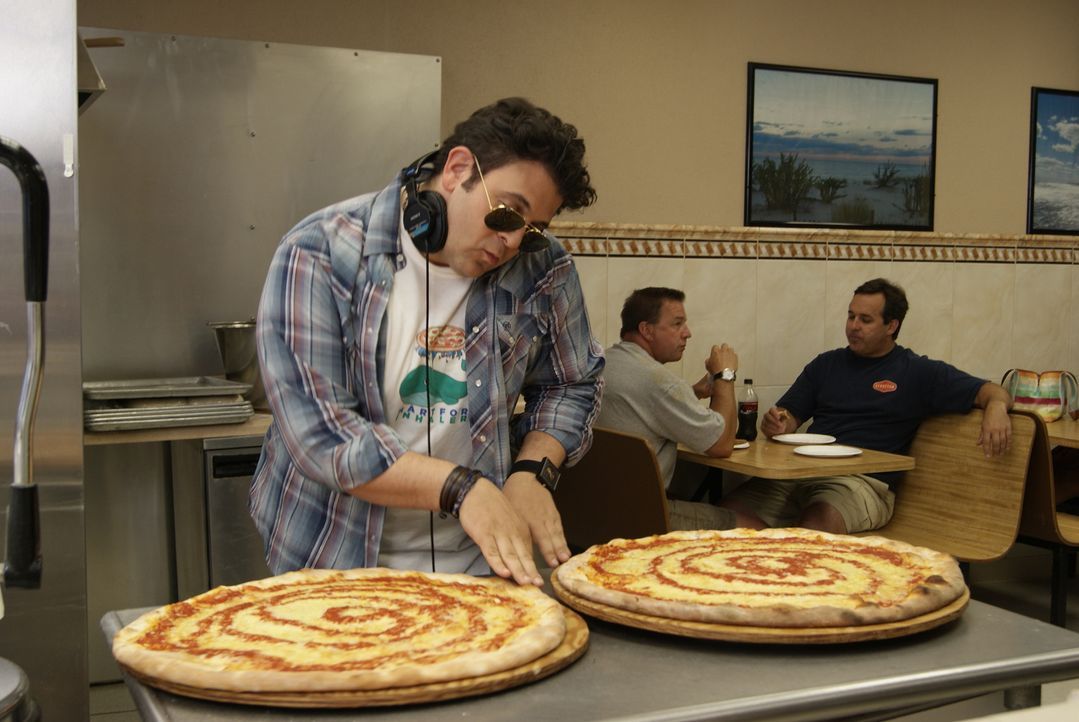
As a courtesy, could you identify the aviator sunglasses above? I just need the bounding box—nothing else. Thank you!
[472,156,551,252]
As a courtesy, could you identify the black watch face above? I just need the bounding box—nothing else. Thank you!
[537,459,560,491]
[511,458,560,491]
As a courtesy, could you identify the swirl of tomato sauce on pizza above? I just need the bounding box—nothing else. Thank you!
[112,568,566,692]
[556,529,965,628]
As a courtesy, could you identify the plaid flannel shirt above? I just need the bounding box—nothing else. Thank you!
[250,178,604,573]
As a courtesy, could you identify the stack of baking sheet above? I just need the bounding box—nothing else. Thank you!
[83,377,254,432]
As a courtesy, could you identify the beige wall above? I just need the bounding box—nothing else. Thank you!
[79,0,1079,398]
[79,0,1079,233]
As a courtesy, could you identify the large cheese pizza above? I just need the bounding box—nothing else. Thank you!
[112,568,566,692]
[555,528,965,628]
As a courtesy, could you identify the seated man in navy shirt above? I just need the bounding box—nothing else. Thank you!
[719,278,1013,535]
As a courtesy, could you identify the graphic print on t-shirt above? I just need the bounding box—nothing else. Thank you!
[873,380,898,393]
[396,325,469,428]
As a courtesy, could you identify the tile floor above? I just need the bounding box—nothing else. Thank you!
[89,543,1079,721]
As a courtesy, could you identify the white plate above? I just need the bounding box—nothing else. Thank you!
[793,444,862,458]
[772,433,836,445]
[733,441,750,450]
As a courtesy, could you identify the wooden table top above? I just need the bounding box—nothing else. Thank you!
[678,438,914,479]
[1046,416,1079,449]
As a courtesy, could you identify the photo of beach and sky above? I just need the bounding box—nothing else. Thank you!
[1029,88,1079,234]
[746,65,936,230]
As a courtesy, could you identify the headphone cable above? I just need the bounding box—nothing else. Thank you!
[425,242,436,572]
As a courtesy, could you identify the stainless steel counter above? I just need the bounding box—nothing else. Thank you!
[84,414,274,683]
[102,598,1079,722]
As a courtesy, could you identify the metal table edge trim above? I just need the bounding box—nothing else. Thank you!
[610,649,1079,722]
[100,608,1079,722]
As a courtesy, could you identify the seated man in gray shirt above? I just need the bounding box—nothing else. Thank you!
[596,287,739,530]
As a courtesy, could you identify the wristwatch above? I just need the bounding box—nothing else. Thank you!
[713,368,737,383]
[509,457,561,492]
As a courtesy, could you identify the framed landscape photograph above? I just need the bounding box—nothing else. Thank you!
[745,63,938,230]
[1027,87,1079,235]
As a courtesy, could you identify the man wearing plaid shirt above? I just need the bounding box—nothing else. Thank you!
[251,98,603,586]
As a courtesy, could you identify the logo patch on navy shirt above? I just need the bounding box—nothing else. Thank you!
[873,380,898,393]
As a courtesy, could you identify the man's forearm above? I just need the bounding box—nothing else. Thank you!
[515,375,603,467]
[705,378,738,455]
[513,430,567,468]
[349,451,458,510]
[975,382,1013,410]
[692,372,713,399]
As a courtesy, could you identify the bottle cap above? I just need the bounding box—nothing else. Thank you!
[744,378,753,384]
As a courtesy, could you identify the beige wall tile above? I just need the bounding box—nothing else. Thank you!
[755,384,789,418]
[1012,263,1073,371]
[888,262,956,363]
[952,263,1016,380]
[755,259,827,386]
[574,238,1074,401]
[824,261,894,350]
[682,258,757,385]
[571,255,608,348]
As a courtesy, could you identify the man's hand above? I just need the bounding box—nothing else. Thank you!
[706,343,739,377]
[761,407,797,438]
[695,342,739,398]
[974,382,1013,458]
[503,472,572,568]
[457,479,543,586]
[978,400,1012,457]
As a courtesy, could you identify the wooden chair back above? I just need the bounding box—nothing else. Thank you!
[1019,411,1079,546]
[869,409,1035,562]
[1016,411,1079,625]
[553,426,670,551]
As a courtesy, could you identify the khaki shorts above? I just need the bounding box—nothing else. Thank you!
[667,499,737,531]
[722,474,895,533]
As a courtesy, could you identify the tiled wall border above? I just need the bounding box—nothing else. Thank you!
[550,222,1078,264]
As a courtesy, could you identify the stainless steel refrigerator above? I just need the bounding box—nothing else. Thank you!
[0,1,89,720]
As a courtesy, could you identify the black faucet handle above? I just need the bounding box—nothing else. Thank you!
[0,136,50,303]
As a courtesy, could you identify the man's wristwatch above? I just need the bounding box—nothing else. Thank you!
[713,368,737,383]
[509,457,561,492]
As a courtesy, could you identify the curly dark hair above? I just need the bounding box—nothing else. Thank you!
[431,97,597,212]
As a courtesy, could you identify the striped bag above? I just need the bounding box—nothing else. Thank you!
[1000,369,1079,423]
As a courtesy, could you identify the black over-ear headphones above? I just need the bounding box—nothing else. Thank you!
[400,151,448,254]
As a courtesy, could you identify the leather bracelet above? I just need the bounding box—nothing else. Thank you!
[439,466,469,516]
[440,465,484,519]
[450,469,482,518]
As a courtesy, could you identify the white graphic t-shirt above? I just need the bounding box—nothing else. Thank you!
[378,218,487,574]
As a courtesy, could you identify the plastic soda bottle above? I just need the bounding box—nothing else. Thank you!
[736,379,758,441]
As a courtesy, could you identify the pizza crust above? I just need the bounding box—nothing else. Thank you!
[113,568,566,692]
[555,529,965,628]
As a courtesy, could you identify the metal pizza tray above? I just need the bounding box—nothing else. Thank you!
[84,404,251,421]
[84,400,252,420]
[83,403,254,432]
[82,376,252,400]
[84,395,247,412]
